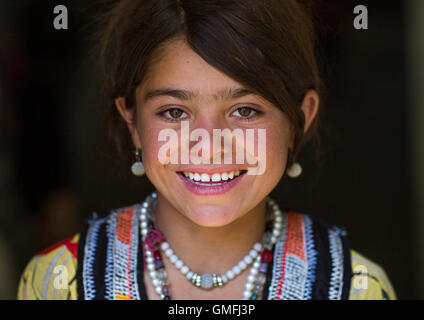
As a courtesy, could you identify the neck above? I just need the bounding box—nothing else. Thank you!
[152,193,267,274]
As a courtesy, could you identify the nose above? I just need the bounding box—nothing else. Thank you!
[187,112,244,165]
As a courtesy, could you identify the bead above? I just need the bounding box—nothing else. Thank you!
[253,260,261,269]
[181,265,189,274]
[243,291,252,299]
[244,256,253,264]
[155,286,162,295]
[216,275,223,287]
[253,243,262,251]
[199,274,214,289]
[221,274,228,283]
[274,222,282,230]
[140,213,147,220]
[146,256,154,264]
[238,261,247,270]
[249,249,258,259]
[161,242,169,251]
[159,268,167,278]
[165,248,173,257]
[232,265,241,275]
[153,250,162,261]
[152,278,161,287]
[260,249,273,263]
[152,192,157,198]
[273,229,280,237]
[247,275,256,283]
[274,209,283,217]
[259,263,268,273]
[249,268,258,276]
[186,271,194,280]
[141,221,148,229]
[170,254,178,263]
[175,259,183,269]
[154,260,164,270]
[226,270,235,280]
[250,293,258,300]
[141,229,148,236]
[147,263,155,271]
[149,271,157,279]
[271,236,277,244]
[163,295,171,300]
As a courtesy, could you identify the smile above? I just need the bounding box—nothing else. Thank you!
[177,170,247,195]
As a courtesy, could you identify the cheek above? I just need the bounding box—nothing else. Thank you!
[264,121,291,173]
[138,126,163,168]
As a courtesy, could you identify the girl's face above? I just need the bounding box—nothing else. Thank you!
[125,39,294,227]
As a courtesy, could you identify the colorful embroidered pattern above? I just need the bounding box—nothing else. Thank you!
[328,226,346,300]
[275,212,308,300]
[266,212,348,300]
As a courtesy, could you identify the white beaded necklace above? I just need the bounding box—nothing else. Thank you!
[139,192,283,300]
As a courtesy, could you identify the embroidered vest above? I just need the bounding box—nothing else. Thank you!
[76,202,352,300]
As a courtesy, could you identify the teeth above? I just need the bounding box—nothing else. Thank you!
[200,173,210,182]
[211,173,221,182]
[182,170,244,182]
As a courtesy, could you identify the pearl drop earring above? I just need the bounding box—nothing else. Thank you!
[131,148,145,176]
[286,149,302,178]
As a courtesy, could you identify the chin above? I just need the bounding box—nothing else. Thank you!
[184,203,239,228]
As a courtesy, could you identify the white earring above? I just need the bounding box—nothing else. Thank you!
[131,148,145,176]
[286,149,302,178]
[286,162,302,178]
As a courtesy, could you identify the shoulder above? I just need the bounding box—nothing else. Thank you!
[282,211,396,300]
[17,204,139,300]
[348,249,397,300]
[17,234,79,300]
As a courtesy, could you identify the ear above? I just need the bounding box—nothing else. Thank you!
[114,97,142,149]
[300,89,320,134]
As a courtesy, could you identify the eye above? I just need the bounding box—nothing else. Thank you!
[160,108,189,121]
[231,106,258,119]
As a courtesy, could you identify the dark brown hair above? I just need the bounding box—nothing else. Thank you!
[97,0,323,167]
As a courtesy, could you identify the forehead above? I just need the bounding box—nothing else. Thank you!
[139,39,242,98]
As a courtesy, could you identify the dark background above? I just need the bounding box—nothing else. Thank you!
[0,0,420,299]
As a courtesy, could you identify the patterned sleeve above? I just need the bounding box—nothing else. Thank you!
[17,234,79,300]
[348,249,397,300]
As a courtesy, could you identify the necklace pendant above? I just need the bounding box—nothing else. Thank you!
[199,274,214,289]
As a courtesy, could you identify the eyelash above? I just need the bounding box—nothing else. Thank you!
[231,106,262,121]
[158,106,262,122]
[159,108,189,122]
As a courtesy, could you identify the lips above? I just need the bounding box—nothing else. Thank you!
[177,170,247,195]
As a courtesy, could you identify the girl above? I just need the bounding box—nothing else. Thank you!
[18,0,396,300]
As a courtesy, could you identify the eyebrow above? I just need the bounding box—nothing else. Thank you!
[142,87,254,103]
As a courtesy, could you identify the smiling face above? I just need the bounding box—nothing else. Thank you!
[116,38,312,228]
